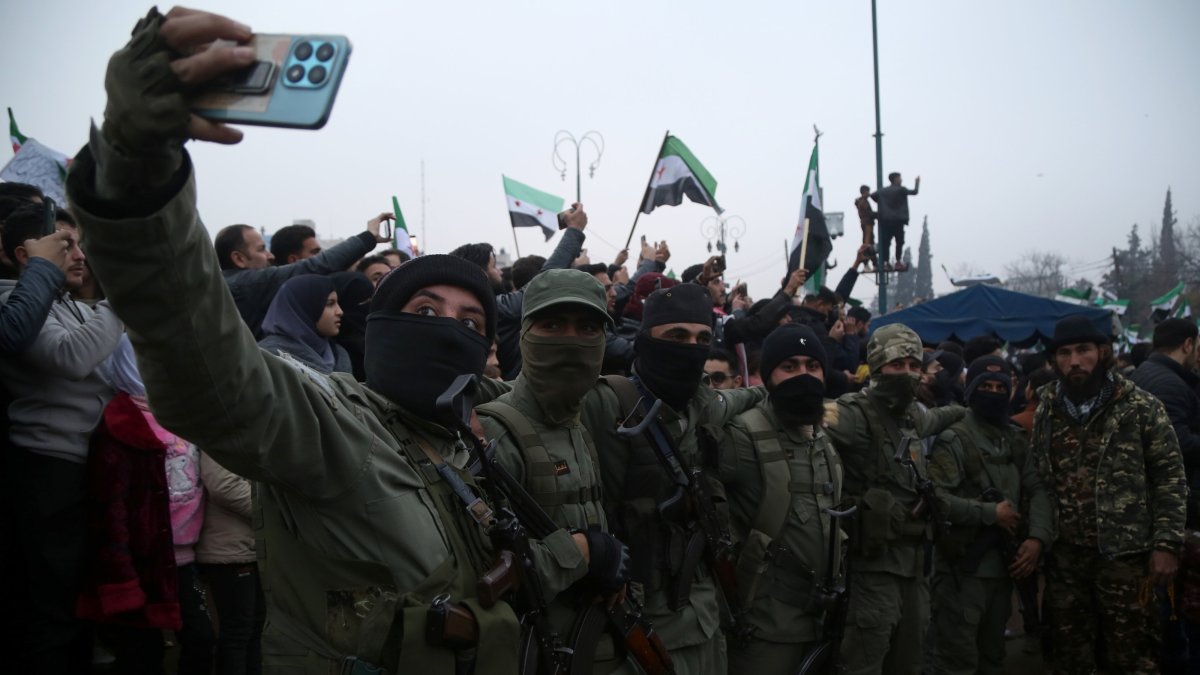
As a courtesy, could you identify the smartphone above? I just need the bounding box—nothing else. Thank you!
[714,255,726,274]
[191,34,352,129]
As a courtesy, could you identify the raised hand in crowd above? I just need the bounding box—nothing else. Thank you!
[22,230,74,274]
[562,202,587,230]
[654,240,670,264]
[783,267,808,296]
[366,212,394,243]
[613,248,629,268]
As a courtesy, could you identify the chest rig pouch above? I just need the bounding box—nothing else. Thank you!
[603,375,708,607]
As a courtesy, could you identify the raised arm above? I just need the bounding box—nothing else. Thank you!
[0,257,66,353]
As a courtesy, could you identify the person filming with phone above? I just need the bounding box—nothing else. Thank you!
[65,8,594,674]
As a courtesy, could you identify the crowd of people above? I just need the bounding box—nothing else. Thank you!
[1,6,1196,675]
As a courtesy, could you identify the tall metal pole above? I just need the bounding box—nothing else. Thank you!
[871,0,887,315]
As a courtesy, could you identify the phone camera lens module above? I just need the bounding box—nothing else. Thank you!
[286,64,305,83]
[315,43,335,62]
[293,41,314,61]
[308,65,327,85]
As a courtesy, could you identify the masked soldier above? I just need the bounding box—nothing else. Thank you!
[69,8,590,673]
[720,324,843,674]
[823,324,965,675]
[926,356,1053,675]
[580,283,765,674]
[1033,315,1186,675]
[477,268,632,673]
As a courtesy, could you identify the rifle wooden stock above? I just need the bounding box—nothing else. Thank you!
[610,604,675,675]
[477,550,520,610]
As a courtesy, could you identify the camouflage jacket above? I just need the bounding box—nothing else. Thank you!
[1032,373,1187,557]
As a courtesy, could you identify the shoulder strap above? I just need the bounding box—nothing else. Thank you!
[603,374,642,418]
[741,408,792,543]
[476,400,557,503]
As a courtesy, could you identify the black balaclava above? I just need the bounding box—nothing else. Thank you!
[965,355,1013,426]
[635,283,714,411]
[364,255,496,421]
[762,324,829,426]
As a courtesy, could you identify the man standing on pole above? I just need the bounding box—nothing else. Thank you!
[870,173,919,272]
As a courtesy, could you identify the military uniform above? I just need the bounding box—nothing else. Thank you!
[70,153,589,673]
[822,324,965,675]
[477,268,629,674]
[580,374,764,675]
[926,409,1052,675]
[720,401,843,674]
[1032,371,1187,675]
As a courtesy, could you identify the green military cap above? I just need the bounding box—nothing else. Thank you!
[866,323,923,373]
[522,268,614,328]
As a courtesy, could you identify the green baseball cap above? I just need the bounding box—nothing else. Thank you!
[521,268,614,328]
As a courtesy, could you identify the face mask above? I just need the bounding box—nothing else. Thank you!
[770,374,826,427]
[364,312,489,422]
[634,334,710,411]
[520,331,604,425]
[969,390,1011,426]
[872,372,920,411]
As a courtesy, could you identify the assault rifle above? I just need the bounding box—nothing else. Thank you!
[961,488,1040,638]
[438,375,675,675]
[797,505,858,675]
[616,392,747,642]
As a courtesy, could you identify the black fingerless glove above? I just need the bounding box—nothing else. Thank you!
[582,528,631,594]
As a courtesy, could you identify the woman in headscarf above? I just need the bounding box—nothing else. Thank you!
[328,271,373,381]
[257,275,350,375]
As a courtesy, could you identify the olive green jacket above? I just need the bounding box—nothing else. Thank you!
[928,410,1053,577]
[580,377,764,651]
[1032,374,1187,556]
[720,401,843,644]
[69,148,583,674]
[823,390,965,577]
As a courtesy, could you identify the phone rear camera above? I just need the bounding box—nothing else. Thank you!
[286,64,305,83]
[315,43,335,62]
[293,41,313,60]
[307,65,327,85]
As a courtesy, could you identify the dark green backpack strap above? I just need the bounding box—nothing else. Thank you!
[603,374,643,419]
[476,400,561,507]
[741,408,793,542]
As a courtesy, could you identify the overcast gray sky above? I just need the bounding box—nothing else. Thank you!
[3,0,1198,307]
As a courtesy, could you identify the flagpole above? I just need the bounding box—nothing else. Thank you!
[798,218,811,275]
[623,130,671,251]
[511,228,522,258]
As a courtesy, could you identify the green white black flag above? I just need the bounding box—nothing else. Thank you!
[503,176,564,241]
[641,135,722,215]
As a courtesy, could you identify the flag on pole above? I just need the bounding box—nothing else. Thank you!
[391,196,414,260]
[1150,282,1185,314]
[503,175,564,241]
[1054,286,1092,305]
[3,108,71,204]
[1094,298,1129,316]
[787,142,831,290]
[640,135,722,215]
[9,107,28,154]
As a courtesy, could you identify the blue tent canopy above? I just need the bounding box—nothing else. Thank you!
[871,285,1114,347]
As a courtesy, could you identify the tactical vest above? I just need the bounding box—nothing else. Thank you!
[838,393,929,557]
[935,419,1024,559]
[475,399,604,528]
[255,376,520,675]
[601,375,714,594]
[732,407,840,611]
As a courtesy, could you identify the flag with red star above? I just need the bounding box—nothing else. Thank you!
[641,134,722,215]
[502,175,564,241]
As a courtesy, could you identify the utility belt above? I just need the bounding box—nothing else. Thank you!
[737,537,819,611]
[846,487,929,559]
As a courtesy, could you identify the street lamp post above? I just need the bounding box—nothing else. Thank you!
[553,130,605,203]
[700,214,747,256]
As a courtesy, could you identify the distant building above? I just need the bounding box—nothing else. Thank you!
[495,247,513,269]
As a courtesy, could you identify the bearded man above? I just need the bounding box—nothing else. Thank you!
[1031,315,1187,675]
